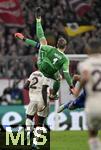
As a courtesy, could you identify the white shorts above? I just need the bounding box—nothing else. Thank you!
[26,92,49,117]
[37,104,49,117]
[85,98,101,130]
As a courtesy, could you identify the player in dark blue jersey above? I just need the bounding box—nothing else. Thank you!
[58,74,86,113]
[58,89,86,113]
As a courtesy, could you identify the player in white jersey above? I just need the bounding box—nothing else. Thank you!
[75,39,101,150]
[24,66,51,128]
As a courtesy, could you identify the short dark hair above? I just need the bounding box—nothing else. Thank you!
[57,37,67,49]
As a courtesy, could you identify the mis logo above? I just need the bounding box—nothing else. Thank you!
[6,126,47,146]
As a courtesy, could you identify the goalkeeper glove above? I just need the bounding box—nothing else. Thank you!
[35,7,41,19]
[14,33,26,40]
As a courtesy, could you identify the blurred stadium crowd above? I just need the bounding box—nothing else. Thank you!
[0,0,101,79]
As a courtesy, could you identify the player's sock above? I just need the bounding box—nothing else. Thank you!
[25,118,34,145]
[38,116,45,126]
[57,104,65,113]
[36,19,46,41]
[26,118,33,127]
[32,143,40,150]
[25,116,34,139]
[89,137,101,150]
[57,103,69,113]
[32,125,44,150]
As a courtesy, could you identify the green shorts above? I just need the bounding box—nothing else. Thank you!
[38,61,59,80]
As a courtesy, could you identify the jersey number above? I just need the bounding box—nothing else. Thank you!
[29,77,38,89]
[92,70,101,92]
[53,58,58,65]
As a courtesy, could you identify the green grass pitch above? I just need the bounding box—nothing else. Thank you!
[50,131,101,150]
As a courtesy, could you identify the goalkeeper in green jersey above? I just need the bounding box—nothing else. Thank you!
[15,7,75,99]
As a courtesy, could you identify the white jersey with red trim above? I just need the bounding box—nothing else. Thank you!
[28,70,50,95]
[26,70,51,117]
[78,54,101,130]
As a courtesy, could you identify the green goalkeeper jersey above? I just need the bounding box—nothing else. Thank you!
[37,45,72,85]
[38,45,68,72]
[24,39,72,86]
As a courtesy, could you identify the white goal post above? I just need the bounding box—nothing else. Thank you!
[67,54,88,61]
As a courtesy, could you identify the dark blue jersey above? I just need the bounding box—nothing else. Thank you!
[58,90,86,113]
[72,90,86,108]
[62,90,86,111]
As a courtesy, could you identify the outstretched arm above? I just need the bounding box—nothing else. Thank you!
[15,33,40,48]
[62,60,79,95]
[62,60,73,86]
[36,19,47,45]
[35,7,47,45]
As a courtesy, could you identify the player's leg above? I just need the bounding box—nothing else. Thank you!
[86,112,101,150]
[88,129,101,150]
[35,7,47,45]
[32,115,47,150]
[57,101,73,113]
[26,100,45,150]
[32,97,49,149]
[58,90,86,113]
[37,105,49,126]
[25,101,38,146]
[26,101,37,128]
[26,114,34,127]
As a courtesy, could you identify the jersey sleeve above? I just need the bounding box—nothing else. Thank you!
[62,58,73,86]
[41,45,53,53]
[25,39,40,49]
[63,58,70,73]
